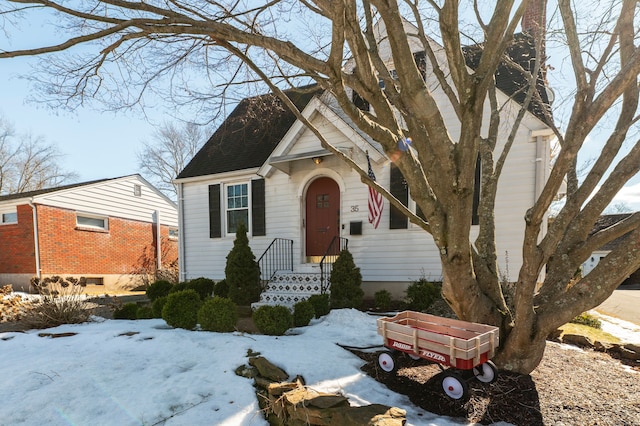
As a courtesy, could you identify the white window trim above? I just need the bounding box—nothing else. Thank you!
[223,181,251,236]
[76,212,109,231]
[0,209,18,225]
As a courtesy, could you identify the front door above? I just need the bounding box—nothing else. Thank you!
[305,177,340,258]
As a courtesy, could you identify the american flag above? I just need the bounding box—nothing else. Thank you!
[367,153,384,229]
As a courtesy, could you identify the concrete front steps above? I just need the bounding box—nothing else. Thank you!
[251,271,327,310]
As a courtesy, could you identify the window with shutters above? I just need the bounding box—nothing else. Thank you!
[208,179,266,238]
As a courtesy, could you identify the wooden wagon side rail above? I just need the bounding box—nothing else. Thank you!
[377,311,499,369]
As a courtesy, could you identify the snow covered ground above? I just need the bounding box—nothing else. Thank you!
[1,307,637,426]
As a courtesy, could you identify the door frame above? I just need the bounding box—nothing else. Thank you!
[298,170,345,264]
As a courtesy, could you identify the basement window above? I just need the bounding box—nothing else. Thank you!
[169,226,179,240]
[85,277,104,286]
[76,213,109,231]
[1,211,18,225]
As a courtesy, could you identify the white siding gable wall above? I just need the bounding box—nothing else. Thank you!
[180,106,544,286]
[33,175,178,226]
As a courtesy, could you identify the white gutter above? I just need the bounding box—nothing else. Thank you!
[28,201,41,280]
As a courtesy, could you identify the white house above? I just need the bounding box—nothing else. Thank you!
[174,21,555,306]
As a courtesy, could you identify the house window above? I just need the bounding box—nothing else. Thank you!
[76,213,109,230]
[169,226,179,239]
[226,183,249,234]
[85,277,104,285]
[134,184,142,197]
[209,179,265,238]
[1,211,18,225]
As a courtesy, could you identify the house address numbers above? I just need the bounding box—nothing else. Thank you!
[350,205,359,212]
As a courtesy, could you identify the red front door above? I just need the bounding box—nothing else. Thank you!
[305,177,340,257]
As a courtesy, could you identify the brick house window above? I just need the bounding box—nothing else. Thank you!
[76,213,109,231]
[1,211,18,225]
[85,277,104,285]
[169,226,179,239]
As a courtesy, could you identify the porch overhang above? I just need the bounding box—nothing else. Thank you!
[268,149,332,175]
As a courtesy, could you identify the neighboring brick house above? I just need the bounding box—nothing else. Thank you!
[0,175,178,292]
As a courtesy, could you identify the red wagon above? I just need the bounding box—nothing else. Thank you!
[376,311,500,400]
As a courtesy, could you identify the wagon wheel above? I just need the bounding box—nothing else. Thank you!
[473,361,498,384]
[441,372,470,401]
[377,351,399,374]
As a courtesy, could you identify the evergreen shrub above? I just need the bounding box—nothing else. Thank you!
[198,297,238,332]
[293,300,315,327]
[146,280,173,302]
[406,278,441,312]
[252,305,292,335]
[186,277,216,300]
[169,281,189,294]
[136,305,154,319]
[152,296,167,318]
[329,249,364,309]
[162,289,202,330]
[113,302,139,320]
[214,279,229,298]
[225,223,261,305]
[307,294,330,318]
[374,289,393,311]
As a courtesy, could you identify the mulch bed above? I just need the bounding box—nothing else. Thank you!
[351,342,640,425]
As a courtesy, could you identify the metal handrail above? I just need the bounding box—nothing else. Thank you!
[257,238,293,288]
[319,236,348,293]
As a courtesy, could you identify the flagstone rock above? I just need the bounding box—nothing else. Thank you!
[249,356,289,381]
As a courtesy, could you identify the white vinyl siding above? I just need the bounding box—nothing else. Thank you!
[33,176,178,227]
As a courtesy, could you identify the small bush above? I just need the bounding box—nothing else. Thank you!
[307,294,330,318]
[162,289,202,330]
[169,282,189,294]
[186,277,216,300]
[252,305,293,335]
[214,279,229,298]
[152,296,167,318]
[24,276,90,329]
[113,303,139,320]
[374,290,393,311]
[406,279,441,312]
[329,249,364,309]
[570,312,602,329]
[146,280,173,302]
[293,300,315,327]
[198,297,238,332]
[136,305,154,319]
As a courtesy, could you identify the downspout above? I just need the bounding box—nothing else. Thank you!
[177,182,187,282]
[28,201,41,281]
[155,210,162,271]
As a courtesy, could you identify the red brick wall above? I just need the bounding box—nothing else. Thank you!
[0,204,36,274]
[35,205,178,276]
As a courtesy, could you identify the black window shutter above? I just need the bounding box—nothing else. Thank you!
[251,179,266,236]
[208,184,221,238]
[472,155,481,225]
[352,91,370,112]
[390,164,409,229]
[413,51,427,81]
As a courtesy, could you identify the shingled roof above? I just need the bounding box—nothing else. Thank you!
[0,177,116,202]
[179,35,553,180]
[589,213,634,251]
[177,85,322,179]
[464,33,553,125]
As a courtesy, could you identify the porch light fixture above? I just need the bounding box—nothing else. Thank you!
[312,157,323,165]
